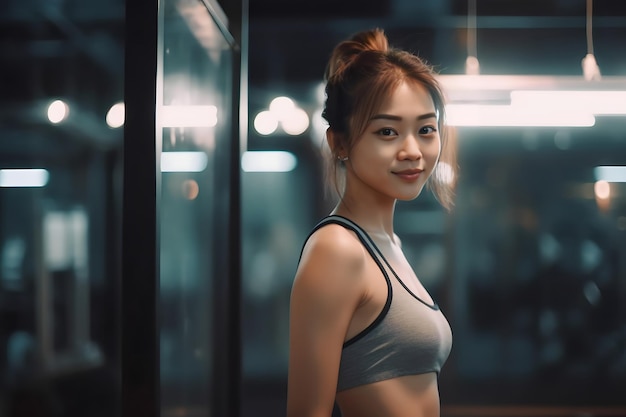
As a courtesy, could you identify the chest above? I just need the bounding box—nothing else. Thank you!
[373,243,435,305]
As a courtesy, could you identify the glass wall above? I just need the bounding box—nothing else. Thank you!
[2,0,243,416]
[158,0,235,415]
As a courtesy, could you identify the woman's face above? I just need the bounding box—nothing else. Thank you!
[344,81,441,202]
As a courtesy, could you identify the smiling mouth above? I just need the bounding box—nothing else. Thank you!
[394,169,424,175]
[393,169,424,181]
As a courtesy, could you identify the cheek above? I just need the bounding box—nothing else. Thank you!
[354,141,391,165]
[426,139,442,163]
[421,140,441,180]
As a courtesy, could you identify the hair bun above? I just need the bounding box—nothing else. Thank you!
[325,28,389,81]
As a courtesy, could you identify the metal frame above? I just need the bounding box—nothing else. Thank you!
[122,0,245,416]
[205,0,245,415]
[122,0,159,415]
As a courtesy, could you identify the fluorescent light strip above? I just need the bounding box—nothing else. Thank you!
[446,104,595,127]
[0,169,49,187]
[594,166,626,183]
[241,151,297,172]
[161,152,208,172]
[161,105,218,127]
[511,91,626,115]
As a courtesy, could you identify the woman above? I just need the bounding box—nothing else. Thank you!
[287,28,455,417]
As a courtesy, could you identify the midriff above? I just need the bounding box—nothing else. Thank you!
[336,372,440,417]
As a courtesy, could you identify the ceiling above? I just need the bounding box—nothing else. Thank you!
[0,0,625,163]
[247,0,626,94]
[246,0,626,155]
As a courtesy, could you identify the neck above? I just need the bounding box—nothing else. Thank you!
[331,191,397,241]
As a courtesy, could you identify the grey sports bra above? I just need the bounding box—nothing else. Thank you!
[304,215,453,392]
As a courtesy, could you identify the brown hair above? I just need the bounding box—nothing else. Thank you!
[322,28,456,210]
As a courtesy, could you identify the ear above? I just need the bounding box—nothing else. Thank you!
[326,128,345,157]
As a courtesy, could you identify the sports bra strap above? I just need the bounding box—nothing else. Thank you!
[327,215,439,310]
[302,215,386,272]
[303,215,394,348]
[315,215,397,275]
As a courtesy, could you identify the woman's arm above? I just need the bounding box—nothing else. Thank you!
[287,225,367,417]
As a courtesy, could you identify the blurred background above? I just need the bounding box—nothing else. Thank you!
[1,0,625,416]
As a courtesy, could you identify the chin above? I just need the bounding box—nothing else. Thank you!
[397,189,425,201]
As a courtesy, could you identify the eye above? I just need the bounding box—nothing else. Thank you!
[377,127,397,137]
[419,125,438,135]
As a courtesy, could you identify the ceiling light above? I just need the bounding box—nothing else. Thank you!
[446,104,595,127]
[511,90,626,115]
[257,96,310,136]
[281,108,309,135]
[0,169,50,187]
[582,0,602,81]
[582,54,601,81]
[160,105,218,127]
[594,166,626,183]
[47,100,69,124]
[161,152,208,172]
[465,0,480,75]
[269,96,295,114]
[254,110,278,135]
[106,102,125,128]
[465,56,480,76]
[241,151,297,172]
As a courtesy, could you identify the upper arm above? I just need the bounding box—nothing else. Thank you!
[287,226,366,417]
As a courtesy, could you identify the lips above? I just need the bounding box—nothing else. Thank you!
[393,168,424,181]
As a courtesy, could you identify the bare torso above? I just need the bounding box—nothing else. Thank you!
[336,373,440,417]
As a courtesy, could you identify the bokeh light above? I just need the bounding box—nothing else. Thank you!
[106,102,125,128]
[47,100,69,124]
[254,110,278,135]
[281,107,309,135]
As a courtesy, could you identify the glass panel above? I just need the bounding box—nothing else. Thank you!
[158,1,233,415]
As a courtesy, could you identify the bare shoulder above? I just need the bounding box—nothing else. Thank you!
[287,224,368,416]
[293,224,367,296]
[299,224,366,274]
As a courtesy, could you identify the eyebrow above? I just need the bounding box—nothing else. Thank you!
[370,112,438,122]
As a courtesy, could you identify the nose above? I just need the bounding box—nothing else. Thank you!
[398,134,422,161]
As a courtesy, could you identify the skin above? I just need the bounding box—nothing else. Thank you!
[287,81,443,417]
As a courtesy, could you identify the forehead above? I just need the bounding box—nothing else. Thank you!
[376,81,436,116]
